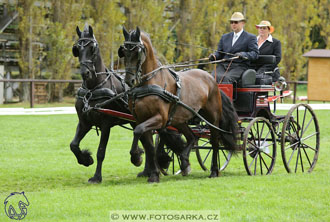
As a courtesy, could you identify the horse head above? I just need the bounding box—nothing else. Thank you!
[118,26,147,87]
[73,24,99,81]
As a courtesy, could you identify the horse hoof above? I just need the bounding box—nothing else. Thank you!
[147,176,160,183]
[137,170,150,177]
[147,172,160,183]
[208,170,219,178]
[181,165,191,176]
[80,149,94,167]
[131,155,143,167]
[88,176,102,184]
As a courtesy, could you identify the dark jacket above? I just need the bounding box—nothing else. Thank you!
[214,30,259,66]
[256,36,281,72]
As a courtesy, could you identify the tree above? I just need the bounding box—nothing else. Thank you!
[17,0,45,101]
[88,0,126,68]
[44,0,84,102]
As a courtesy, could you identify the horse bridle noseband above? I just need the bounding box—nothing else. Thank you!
[122,40,146,86]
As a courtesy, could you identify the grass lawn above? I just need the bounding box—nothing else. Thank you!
[0,111,329,222]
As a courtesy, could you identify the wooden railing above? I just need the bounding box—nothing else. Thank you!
[0,79,82,108]
[286,81,308,104]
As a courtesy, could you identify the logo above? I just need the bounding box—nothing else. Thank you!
[4,192,30,220]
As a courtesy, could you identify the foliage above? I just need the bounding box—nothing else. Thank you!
[16,0,46,101]
[0,112,329,221]
[44,0,84,102]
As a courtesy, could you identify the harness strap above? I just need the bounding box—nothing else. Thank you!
[166,69,182,126]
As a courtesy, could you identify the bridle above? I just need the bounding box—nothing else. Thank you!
[121,40,146,86]
[72,37,99,77]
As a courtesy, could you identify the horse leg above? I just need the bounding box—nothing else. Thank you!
[88,125,111,184]
[130,115,163,182]
[176,124,195,176]
[70,121,94,167]
[139,132,159,182]
[209,128,220,178]
[137,150,150,177]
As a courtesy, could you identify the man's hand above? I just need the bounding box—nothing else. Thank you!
[209,54,216,61]
[234,52,247,60]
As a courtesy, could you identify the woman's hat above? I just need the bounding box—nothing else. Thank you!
[230,12,246,22]
[256,20,275,33]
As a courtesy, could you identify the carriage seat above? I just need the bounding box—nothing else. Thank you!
[239,55,276,87]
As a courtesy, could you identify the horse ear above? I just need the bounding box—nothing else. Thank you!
[136,26,141,38]
[89,25,94,37]
[123,26,129,41]
[76,26,81,38]
[72,45,79,57]
[118,45,125,58]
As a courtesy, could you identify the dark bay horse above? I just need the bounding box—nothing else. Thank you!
[70,24,138,183]
[119,27,238,182]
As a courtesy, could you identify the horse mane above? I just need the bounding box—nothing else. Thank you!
[140,31,162,65]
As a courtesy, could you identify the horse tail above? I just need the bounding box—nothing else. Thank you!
[219,90,239,152]
[158,129,185,154]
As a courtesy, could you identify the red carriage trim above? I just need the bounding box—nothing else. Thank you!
[236,87,274,92]
[97,108,135,122]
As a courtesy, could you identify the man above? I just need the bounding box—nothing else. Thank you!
[209,12,259,84]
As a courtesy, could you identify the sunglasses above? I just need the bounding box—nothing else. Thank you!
[230,21,239,24]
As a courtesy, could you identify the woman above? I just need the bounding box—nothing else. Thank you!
[255,20,281,82]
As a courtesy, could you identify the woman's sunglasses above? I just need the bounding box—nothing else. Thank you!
[230,21,239,24]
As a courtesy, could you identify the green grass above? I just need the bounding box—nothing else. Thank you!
[0,112,329,222]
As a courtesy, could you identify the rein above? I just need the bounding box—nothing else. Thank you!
[136,57,241,87]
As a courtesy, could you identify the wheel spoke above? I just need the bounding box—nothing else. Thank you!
[254,152,258,175]
[301,132,318,143]
[202,149,212,165]
[295,148,300,173]
[302,146,312,168]
[260,154,263,175]
[248,140,258,150]
[260,149,274,159]
[301,118,313,137]
[284,128,299,141]
[300,147,304,172]
[285,141,299,151]
[249,130,257,147]
[248,152,258,169]
[261,129,271,147]
[221,150,229,161]
[301,143,317,152]
[287,146,298,165]
[260,154,270,172]
[256,122,261,147]
[300,107,307,138]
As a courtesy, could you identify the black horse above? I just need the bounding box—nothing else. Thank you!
[70,24,185,183]
[70,24,136,183]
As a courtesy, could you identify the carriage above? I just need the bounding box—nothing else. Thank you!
[72,25,320,183]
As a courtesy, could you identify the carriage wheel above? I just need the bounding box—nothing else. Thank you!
[155,134,182,175]
[195,137,232,172]
[281,104,320,173]
[242,117,277,175]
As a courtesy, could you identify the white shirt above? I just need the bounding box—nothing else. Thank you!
[257,34,273,49]
[232,29,244,46]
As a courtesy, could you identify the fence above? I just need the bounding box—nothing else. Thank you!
[0,79,308,108]
[286,80,308,104]
[0,79,82,108]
